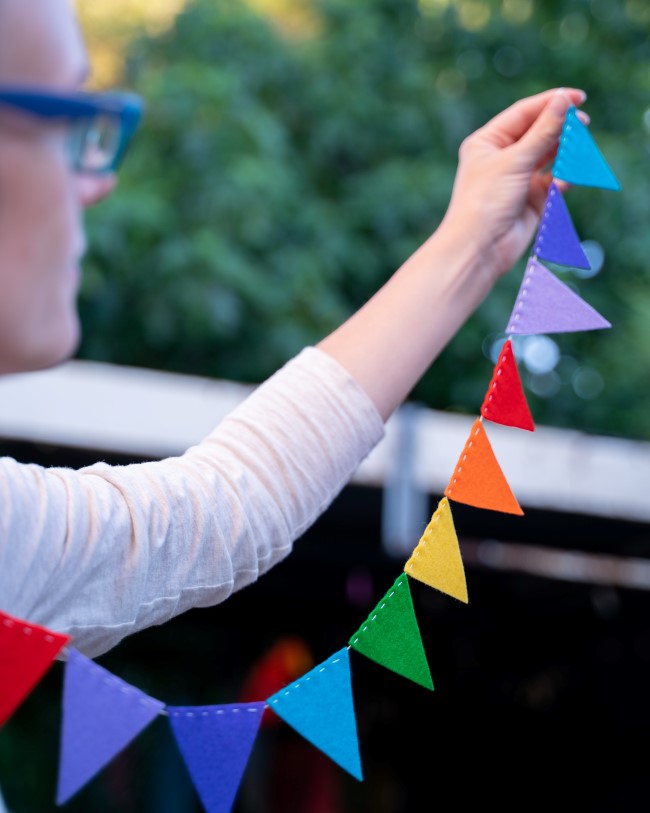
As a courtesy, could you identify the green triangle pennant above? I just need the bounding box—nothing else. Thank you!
[348,574,433,691]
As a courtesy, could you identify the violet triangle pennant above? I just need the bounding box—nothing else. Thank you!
[56,648,165,805]
[506,257,611,335]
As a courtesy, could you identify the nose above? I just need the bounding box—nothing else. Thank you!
[76,172,117,208]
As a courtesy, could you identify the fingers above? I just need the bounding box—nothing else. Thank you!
[478,87,586,149]
[510,88,585,171]
[530,107,590,174]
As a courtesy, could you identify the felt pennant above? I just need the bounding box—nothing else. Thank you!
[349,573,434,689]
[266,647,362,781]
[481,339,535,431]
[533,182,591,269]
[552,106,621,191]
[56,648,165,805]
[167,702,265,813]
[506,256,611,335]
[0,611,70,728]
[445,419,523,515]
[404,498,468,604]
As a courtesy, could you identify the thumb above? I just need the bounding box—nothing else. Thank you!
[512,88,574,171]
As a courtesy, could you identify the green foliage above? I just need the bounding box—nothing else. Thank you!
[78,0,650,439]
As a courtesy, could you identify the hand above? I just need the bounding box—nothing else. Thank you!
[439,87,588,282]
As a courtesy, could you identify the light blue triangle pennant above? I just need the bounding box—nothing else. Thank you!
[56,648,165,805]
[552,106,621,191]
[167,702,265,813]
[266,647,362,781]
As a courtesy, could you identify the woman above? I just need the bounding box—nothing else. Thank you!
[0,0,587,659]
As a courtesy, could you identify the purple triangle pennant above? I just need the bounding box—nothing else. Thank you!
[266,647,363,781]
[506,257,611,335]
[533,182,591,269]
[56,648,165,805]
[167,702,265,813]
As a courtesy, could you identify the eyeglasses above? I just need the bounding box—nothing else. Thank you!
[0,86,144,174]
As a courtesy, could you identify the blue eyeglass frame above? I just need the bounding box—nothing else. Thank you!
[0,86,144,173]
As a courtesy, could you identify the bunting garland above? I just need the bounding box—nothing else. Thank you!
[0,104,620,812]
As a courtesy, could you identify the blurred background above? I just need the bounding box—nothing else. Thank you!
[75,0,650,441]
[2,0,650,810]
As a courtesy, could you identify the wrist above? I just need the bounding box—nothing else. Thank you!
[417,218,500,309]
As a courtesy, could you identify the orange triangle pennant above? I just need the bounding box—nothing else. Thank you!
[404,498,468,603]
[481,339,535,431]
[444,419,523,515]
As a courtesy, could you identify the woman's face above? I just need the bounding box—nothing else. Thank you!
[0,0,115,374]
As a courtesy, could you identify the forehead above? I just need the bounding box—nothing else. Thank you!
[0,0,88,87]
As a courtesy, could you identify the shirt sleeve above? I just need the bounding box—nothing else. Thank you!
[0,347,384,658]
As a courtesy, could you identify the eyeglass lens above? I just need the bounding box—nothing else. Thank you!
[66,115,123,173]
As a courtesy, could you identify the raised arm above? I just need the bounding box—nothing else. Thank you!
[318,87,587,421]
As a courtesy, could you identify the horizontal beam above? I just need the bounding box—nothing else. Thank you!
[0,360,647,523]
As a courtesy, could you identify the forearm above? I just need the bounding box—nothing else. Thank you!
[318,223,494,421]
[318,88,588,421]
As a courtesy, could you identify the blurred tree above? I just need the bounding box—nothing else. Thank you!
[75,0,191,86]
[76,0,650,441]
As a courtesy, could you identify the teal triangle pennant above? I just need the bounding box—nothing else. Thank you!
[552,106,621,191]
[349,574,433,691]
[266,647,362,781]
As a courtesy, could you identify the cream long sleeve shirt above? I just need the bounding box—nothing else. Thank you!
[0,347,384,658]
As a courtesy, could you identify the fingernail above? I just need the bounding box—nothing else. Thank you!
[549,88,569,116]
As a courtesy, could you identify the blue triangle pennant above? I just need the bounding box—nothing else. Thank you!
[167,702,265,813]
[266,647,362,781]
[552,106,621,191]
[56,648,165,805]
[534,182,591,269]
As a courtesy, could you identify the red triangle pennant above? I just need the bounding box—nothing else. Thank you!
[444,419,523,515]
[481,339,535,431]
[0,611,70,727]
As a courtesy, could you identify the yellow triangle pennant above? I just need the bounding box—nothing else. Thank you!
[404,497,468,604]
